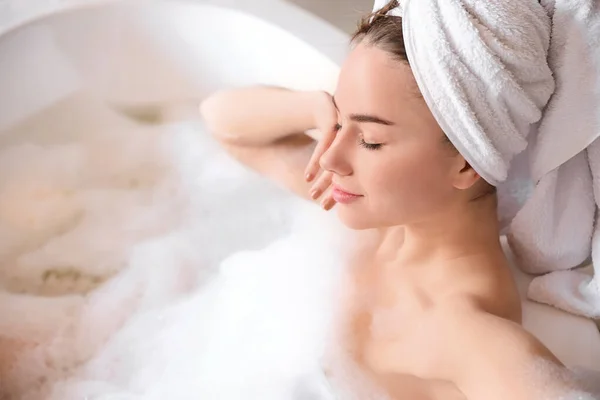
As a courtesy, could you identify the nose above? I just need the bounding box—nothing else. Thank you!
[319,131,353,177]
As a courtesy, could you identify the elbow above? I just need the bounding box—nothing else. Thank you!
[199,92,252,146]
[199,92,228,137]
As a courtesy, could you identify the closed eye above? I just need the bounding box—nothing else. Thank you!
[334,122,383,150]
[359,138,383,150]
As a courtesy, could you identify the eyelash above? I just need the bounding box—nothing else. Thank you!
[334,124,383,150]
[359,139,383,150]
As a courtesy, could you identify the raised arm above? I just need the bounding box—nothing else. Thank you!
[200,86,329,146]
[200,86,338,202]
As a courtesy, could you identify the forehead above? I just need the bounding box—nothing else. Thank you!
[335,43,421,113]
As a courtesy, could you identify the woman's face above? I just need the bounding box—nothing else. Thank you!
[321,42,463,230]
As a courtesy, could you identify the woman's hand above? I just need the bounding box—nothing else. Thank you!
[304,92,339,210]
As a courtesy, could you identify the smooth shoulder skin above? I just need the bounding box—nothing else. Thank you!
[422,300,577,400]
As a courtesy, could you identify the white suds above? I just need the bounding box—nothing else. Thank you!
[0,113,355,399]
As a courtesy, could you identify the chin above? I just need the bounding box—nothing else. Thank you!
[335,206,377,231]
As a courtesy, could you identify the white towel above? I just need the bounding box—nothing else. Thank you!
[372,0,600,319]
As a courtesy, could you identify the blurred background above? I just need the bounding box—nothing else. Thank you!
[288,0,374,34]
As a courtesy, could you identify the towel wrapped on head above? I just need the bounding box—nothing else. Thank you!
[372,0,600,318]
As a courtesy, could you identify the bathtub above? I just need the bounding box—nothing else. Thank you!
[0,0,349,136]
[0,2,351,397]
[0,1,598,397]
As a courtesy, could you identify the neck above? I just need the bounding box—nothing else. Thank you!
[378,195,502,265]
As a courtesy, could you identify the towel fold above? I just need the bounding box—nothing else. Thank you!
[373,0,600,319]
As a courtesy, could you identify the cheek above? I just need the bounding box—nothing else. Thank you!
[364,146,453,211]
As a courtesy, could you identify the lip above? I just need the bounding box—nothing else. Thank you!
[332,184,363,204]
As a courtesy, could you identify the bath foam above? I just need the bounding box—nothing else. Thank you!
[0,118,326,399]
[523,359,600,399]
[39,204,354,400]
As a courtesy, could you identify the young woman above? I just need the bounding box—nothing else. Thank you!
[200,2,594,399]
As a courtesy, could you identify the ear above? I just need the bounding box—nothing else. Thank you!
[451,155,480,190]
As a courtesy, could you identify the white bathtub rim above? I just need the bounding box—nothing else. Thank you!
[0,0,350,68]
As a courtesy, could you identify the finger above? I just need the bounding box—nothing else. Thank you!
[304,130,336,182]
[309,171,333,200]
[321,193,336,211]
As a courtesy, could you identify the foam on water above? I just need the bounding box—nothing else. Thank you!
[0,118,359,399]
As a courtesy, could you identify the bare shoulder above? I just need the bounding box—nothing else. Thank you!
[434,299,559,364]
[431,300,584,400]
[438,254,522,323]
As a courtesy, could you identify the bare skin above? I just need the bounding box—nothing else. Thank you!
[200,43,581,400]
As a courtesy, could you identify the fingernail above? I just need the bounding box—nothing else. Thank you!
[310,188,322,199]
[322,198,335,211]
[305,172,314,182]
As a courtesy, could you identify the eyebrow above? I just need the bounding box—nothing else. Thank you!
[332,96,395,126]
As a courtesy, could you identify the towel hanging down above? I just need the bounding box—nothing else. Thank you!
[372,0,600,318]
